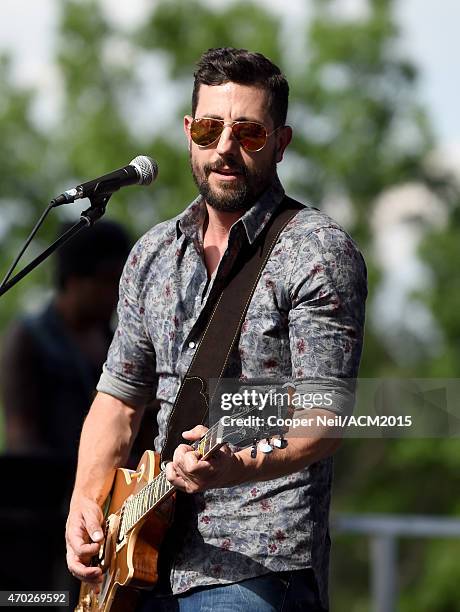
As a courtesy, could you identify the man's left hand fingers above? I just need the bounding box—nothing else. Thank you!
[182,425,208,441]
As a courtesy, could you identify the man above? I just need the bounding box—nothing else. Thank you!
[66,48,367,611]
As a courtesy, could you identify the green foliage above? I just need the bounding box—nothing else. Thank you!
[0,54,56,328]
[289,0,434,241]
[417,204,460,377]
[136,0,283,78]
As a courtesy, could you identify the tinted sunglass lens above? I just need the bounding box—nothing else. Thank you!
[233,122,267,151]
[191,118,268,151]
[191,118,223,146]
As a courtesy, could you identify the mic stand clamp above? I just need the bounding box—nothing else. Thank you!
[81,191,112,224]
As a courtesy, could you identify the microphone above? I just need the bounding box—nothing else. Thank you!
[51,155,158,206]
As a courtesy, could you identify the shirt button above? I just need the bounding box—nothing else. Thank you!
[188,341,196,349]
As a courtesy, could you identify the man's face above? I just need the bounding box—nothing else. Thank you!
[184,83,291,212]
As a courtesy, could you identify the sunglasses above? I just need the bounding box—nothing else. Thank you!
[190,117,280,152]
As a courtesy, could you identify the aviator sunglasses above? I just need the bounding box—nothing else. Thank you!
[190,117,281,152]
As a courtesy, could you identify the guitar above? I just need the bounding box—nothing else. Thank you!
[75,406,288,612]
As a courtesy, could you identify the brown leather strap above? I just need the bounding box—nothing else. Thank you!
[160,196,304,463]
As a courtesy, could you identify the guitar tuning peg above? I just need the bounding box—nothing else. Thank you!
[250,438,258,459]
[259,438,273,454]
[273,435,288,449]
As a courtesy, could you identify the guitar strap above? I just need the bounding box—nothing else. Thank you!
[160,196,304,463]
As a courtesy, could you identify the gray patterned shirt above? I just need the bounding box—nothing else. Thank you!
[97,177,367,608]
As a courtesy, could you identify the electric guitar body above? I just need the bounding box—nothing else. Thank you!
[76,451,174,612]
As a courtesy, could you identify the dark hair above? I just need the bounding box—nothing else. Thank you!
[55,220,131,289]
[192,47,289,128]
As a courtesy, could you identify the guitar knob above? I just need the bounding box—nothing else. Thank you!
[273,436,288,449]
[259,439,273,454]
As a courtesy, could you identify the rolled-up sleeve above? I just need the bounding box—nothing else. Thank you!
[288,225,367,416]
[97,239,158,407]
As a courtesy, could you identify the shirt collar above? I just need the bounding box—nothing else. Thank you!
[176,176,285,245]
[175,196,207,241]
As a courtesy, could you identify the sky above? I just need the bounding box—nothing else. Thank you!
[0,0,459,159]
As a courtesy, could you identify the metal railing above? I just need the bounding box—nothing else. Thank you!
[333,514,460,612]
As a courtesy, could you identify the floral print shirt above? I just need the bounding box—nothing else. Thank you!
[97,177,367,608]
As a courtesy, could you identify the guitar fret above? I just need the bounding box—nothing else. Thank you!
[129,498,134,527]
[148,482,153,508]
[119,507,125,538]
[200,428,213,456]
[131,497,136,526]
[207,427,217,453]
[202,424,219,457]
[140,490,145,516]
[124,501,128,531]
[157,475,164,502]
[162,474,168,497]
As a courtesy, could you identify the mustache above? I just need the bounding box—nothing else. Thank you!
[203,159,248,177]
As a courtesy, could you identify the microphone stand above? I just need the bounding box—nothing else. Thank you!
[0,193,112,299]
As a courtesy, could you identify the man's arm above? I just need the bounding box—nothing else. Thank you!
[65,392,145,583]
[165,415,340,493]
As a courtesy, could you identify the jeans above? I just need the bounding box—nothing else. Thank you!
[138,569,327,611]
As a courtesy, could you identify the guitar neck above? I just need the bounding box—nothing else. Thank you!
[119,421,224,535]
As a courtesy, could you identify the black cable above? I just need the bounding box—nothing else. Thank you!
[0,200,109,299]
[0,200,55,290]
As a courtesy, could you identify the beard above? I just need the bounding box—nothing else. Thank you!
[189,151,277,213]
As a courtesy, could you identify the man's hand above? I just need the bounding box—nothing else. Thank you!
[165,425,244,493]
[65,496,105,586]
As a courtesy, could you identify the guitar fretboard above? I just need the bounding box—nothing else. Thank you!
[118,421,224,537]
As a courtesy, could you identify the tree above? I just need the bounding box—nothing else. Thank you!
[0,54,56,329]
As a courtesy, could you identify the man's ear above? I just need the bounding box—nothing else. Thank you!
[276,125,292,163]
[184,115,193,145]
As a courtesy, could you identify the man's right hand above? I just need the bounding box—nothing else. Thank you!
[65,497,105,585]
[64,393,144,585]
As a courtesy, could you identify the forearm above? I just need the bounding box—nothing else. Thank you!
[71,392,145,506]
[169,412,342,493]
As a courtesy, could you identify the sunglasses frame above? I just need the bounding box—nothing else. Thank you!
[190,117,281,152]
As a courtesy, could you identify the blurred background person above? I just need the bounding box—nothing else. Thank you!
[0,219,132,457]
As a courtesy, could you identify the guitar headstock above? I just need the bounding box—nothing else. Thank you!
[207,380,295,452]
[214,406,287,447]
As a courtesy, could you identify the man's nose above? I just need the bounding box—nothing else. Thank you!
[216,125,240,156]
